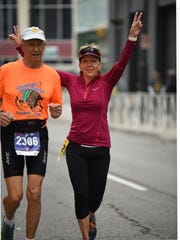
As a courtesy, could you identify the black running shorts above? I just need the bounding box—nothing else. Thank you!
[1,123,49,178]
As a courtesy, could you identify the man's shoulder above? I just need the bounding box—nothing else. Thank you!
[1,59,21,71]
[41,63,59,77]
[42,63,56,72]
[1,59,21,68]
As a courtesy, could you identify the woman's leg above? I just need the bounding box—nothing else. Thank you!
[66,143,90,239]
[89,147,110,213]
[78,215,90,240]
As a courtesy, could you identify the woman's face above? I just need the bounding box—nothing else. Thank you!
[79,55,101,81]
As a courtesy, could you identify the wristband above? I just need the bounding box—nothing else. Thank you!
[128,36,137,41]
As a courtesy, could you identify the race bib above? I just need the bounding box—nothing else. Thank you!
[14,132,40,156]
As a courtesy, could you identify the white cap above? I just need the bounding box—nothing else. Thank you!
[22,27,46,41]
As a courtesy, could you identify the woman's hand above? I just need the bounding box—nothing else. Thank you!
[129,12,143,38]
[9,25,21,47]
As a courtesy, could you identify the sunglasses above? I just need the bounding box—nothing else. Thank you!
[79,47,101,60]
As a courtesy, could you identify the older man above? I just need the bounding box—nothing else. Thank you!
[0,26,62,240]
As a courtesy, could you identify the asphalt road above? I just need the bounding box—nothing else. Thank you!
[1,119,177,240]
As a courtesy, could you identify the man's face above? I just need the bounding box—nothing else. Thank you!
[21,39,46,63]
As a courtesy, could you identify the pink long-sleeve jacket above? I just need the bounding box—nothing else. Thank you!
[57,40,136,147]
[17,40,136,147]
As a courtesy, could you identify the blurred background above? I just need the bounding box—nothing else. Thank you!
[0,0,176,138]
[0,2,177,238]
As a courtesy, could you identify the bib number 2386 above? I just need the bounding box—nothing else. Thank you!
[14,132,40,156]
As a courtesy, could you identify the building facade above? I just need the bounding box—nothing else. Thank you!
[108,0,176,91]
[0,0,176,91]
[0,0,73,70]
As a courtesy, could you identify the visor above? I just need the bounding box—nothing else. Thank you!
[79,47,101,61]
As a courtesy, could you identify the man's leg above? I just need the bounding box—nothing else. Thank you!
[1,176,23,240]
[26,174,44,239]
[3,176,23,220]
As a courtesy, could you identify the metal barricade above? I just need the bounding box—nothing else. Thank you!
[109,92,176,130]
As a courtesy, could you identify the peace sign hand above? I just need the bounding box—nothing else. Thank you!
[9,25,21,47]
[129,12,143,38]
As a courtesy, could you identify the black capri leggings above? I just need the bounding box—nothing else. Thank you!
[66,141,110,219]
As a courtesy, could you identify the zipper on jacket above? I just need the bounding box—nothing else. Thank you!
[83,86,88,100]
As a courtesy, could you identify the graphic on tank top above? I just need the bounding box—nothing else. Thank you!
[15,82,44,116]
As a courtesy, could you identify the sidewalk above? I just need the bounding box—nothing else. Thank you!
[110,123,176,141]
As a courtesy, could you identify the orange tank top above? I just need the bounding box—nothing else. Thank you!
[0,59,62,120]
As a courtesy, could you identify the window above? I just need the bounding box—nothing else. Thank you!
[45,9,57,38]
[30,0,72,39]
[0,0,17,38]
[63,8,71,38]
[45,0,57,4]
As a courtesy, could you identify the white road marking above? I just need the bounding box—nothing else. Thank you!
[108,173,147,191]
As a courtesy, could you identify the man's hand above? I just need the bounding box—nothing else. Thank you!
[49,103,62,119]
[129,12,143,38]
[9,25,21,47]
[0,112,15,127]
